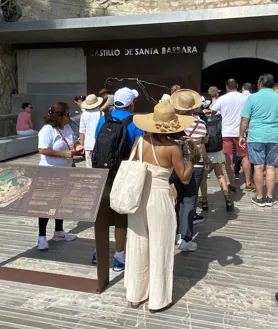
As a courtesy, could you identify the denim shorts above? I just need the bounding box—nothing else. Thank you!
[248,142,278,165]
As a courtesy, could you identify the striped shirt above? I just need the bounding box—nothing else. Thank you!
[183,115,207,167]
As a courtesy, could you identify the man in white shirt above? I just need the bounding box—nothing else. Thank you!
[242,83,252,98]
[212,79,254,192]
[79,94,103,168]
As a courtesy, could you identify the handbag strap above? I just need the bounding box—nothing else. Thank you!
[188,119,200,137]
[129,137,143,162]
[56,127,71,151]
[56,127,75,167]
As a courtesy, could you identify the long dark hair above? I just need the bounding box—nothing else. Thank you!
[44,102,69,128]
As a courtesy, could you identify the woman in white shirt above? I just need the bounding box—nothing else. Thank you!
[37,102,78,250]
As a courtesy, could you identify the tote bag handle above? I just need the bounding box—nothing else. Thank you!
[129,137,143,162]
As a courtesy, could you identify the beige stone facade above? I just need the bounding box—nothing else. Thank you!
[0,0,276,116]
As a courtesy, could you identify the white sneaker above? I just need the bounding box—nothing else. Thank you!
[37,236,49,251]
[175,234,181,245]
[178,239,197,252]
[52,231,77,241]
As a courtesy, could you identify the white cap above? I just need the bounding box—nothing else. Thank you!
[114,87,139,109]
[159,94,171,103]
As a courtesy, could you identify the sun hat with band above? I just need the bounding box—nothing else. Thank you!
[170,89,202,113]
[114,87,139,109]
[133,101,194,134]
[81,94,103,110]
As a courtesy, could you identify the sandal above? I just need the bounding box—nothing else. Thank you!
[201,198,209,211]
[226,199,234,212]
[149,301,175,314]
[130,299,148,309]
[245,183,255,191]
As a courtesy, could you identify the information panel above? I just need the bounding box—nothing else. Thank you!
[0,164,109,222]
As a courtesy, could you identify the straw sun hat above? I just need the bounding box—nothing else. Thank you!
[133,101,194,134]
[81,94,103,110]
[170,89,202,112]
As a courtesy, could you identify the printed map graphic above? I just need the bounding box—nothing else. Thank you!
[0,168,33,208]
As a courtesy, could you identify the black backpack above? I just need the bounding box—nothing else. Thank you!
[205,111,223,153]
[92,112,133,173]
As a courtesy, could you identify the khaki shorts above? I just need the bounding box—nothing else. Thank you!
[103,174,127,229]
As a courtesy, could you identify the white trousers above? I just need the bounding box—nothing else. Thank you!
[85,150,93,168]
[125,180,176,310]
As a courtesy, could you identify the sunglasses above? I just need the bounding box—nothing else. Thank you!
[63,112,70,117]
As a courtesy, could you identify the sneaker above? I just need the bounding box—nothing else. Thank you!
[245,183,255,191]
[37,236,49,251]
[52,231,77,241]
[193,214,204,225]
[228,184,236,193]
[275,293,278,305]
[175,234,181,245]
[207,174,211,179]
[265,197,277,207]
[178,239,197,252]
[251,197,265,207]
[92,250,97,265]
[113,256,125,272]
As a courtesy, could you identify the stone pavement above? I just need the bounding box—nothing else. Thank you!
[0,153,278,328]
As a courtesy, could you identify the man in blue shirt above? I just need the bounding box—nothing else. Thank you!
[93,87,144,272]
[240,73,278,207]
[95,87,144,148]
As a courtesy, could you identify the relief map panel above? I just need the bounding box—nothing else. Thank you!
[0,164,109,222]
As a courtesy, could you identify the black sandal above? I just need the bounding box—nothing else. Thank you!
[226,199,234,212]
[202,199,209,211]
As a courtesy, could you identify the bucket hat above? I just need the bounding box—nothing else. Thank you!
[81,94,103,110]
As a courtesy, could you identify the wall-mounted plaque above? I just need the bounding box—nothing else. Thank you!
[0,164,109,222]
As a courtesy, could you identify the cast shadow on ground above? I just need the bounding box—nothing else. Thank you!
[173,207,243,303]
[0,220,118,276]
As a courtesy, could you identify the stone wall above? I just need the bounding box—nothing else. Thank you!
[18,0,275,20]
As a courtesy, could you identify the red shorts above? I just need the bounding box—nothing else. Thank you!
[222,137,248,158]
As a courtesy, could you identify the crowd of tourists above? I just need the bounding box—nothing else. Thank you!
[33,72,278,313]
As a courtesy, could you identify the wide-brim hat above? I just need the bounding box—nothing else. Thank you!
[99,88,112,97]
[82,94,103,110]
[133,101,194,134]
[170,89,202,112]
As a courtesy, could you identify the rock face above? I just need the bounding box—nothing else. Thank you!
[0,0,275,116]
[16,0,274,20]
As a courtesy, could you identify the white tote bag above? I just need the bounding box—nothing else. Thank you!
[110,137,147,214]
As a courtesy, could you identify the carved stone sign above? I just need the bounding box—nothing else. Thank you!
[0,164,109,222]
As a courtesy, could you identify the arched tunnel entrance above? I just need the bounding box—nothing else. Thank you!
[202,58,278,94]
